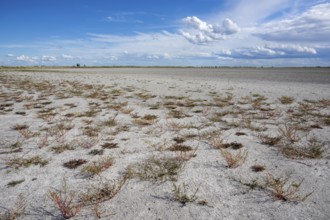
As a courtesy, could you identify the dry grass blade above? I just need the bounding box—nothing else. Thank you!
[0,193,26,220]
[81,157,114,176]
[220,148,248,168]
[258,134,281,146]
[49,179,83,219]
[278,124,301,143]
[264,173,313,202]
[172,182,199,205]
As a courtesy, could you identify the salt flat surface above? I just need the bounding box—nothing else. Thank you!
[1,68,329,219]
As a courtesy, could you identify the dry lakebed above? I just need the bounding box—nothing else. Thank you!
[0,67,330,219]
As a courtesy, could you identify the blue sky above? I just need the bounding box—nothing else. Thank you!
[1,0,329,66]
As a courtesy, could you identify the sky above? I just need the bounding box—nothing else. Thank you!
[0,0,330,67]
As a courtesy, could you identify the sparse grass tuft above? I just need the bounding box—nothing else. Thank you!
[82,157,114,176]
[80,177,126,205]
[125,156,184,182]
[258,134,281,146]
[279,96,295,104]
[4,155,48,169]
[264,173,313,202]
[102,114,118,127]
[281,141,325,159]
[220,148,248,168]
[0,194,26,220]
[210,137,226,149]
[278,124,301,143]
[172,182,199,205]
[49,179,83,219]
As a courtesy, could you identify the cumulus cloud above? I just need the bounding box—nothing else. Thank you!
[42,55,57,62]
[256,3,330,42]
[214,44,317,59]
[180,16,240,44]
[7,54,14,57]
[16,55,38,63]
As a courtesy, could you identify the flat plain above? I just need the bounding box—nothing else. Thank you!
[1,67,330,219]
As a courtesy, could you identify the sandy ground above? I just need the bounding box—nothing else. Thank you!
[0,67,330,220]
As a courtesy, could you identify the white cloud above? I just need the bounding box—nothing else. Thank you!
[42,55,57,62]
[214,44,317,59]
[180,16,239,44]
[61,54,73,60]
[224,0,291,25]
[256,3,330,42]
[7,54,14,57]
[16,55,39,63]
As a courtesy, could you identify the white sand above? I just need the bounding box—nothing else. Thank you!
[0,68,329,219]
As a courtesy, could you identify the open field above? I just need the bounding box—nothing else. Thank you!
[1,67,330,219]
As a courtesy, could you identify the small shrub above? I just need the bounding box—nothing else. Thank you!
[172,182,199,205]
[220,149,248,168]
